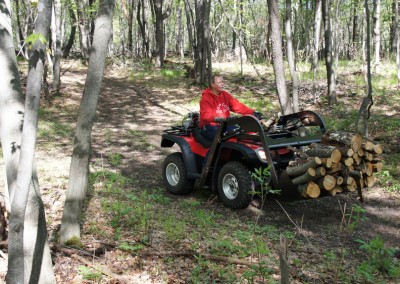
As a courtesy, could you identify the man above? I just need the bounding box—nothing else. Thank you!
[199,75,260,141]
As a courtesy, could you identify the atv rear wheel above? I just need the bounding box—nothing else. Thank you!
[162,152,194,195]
[217,161,253,209]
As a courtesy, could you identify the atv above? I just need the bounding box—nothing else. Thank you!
[161,110,326,209]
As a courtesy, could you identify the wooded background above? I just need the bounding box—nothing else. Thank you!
[13,0,400,86]
[1,0,399,282]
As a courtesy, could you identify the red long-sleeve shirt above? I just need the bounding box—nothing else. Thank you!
[199,88,254,128]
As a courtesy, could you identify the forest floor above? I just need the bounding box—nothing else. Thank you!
[0,59,399,283]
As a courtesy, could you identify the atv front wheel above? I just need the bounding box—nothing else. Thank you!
[162,152,194,195]
[217,162,253,209]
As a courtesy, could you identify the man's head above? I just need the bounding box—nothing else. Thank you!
[210,75,224,95]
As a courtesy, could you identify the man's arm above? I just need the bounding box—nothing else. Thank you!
[226,92,254,115]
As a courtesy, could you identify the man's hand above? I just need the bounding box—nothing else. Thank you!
[253,111,264,120]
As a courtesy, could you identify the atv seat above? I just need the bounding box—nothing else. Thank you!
[192,128,213,148]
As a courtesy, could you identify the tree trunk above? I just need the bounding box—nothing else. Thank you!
[15,0,29,59]
[53,0,62,96]
[312,0,322,102]
[321,0,337,105]
[137,0,150,58]
[373,0,381,74]
[63,0,77,58]
[175,4,184,59]
[395,0,400,85]
[352,0,359,58]
[267,0,291,115]
[355,0,373,137]
[184,0,195,60]
[151,0,170,68]
[285,0,299,113]
[123,0,134,53]
[0,0,26,213]
[194,0,212,85]
[60,0,116,245]
[4,0,56,282]
[76,0,91,62]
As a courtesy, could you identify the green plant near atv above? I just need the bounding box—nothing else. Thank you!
[356,236,400,282]
[377,170,400,193]
[160,68,185,78]
[251,166,281,199]
[162,215,186,241]
[190,255,238,283]
[128,129,154,151]
[322,248,349,282]
[78,266,102,282]
[108,152,123,166]
[118,241,145,253]
[346,204,368,232]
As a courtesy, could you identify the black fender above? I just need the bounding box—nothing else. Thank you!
[216,142,262,165]
[161,134,200,179]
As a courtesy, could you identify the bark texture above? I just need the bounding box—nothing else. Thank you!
[267,0,291,114]
[4,0,56,282]
[60,0,116,244]
[322,0,337,105]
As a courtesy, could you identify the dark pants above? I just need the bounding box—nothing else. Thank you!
[201,125,236,167]
[201,125,237,141]
[201,125,219,141]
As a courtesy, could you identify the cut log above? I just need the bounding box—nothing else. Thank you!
[322,132,363,152]
[371,162,383,172]
[373,144,383,155]
[306,147,342,163]
[286,157,322,177]
[364,152,374,161]
[283,131,384,199]
[342,157,354,167]
[343,176,354,185]
[337,147,354,157]
[298,181,320,198]
[261,116,276,130]
[362,141,375,151]
[317,175,336,191]
[350,134,363,152]
[326,185,343,196]
[352,153,361,165]
[320,158,333,168]
[346,180,357,192]
[371,156,383,162]
[336,175,344,185]
[315,167,326,178]
[326,162,342,174]
[355,163,373,176]
[291,168,316,185]
[365,176,375,188]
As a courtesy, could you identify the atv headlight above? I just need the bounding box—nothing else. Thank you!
[255,148,267,162]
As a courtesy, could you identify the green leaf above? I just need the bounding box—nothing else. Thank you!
[25,33,47,48]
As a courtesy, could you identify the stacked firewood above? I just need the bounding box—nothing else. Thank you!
[286,131,383,198]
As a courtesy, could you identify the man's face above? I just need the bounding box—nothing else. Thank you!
[211,76,224,93]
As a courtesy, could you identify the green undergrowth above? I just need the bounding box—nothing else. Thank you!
[84,169,399,283]
[37,108,74,142]
[86,169,290,282]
